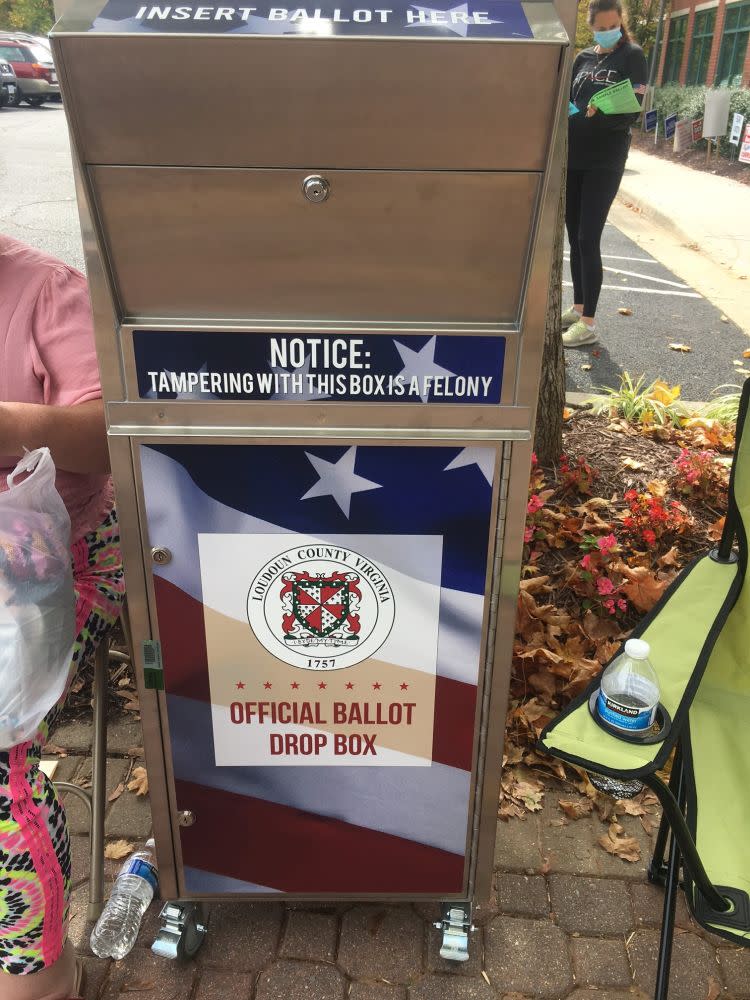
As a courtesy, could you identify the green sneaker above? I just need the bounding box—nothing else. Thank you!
[561,307,582,330]
[562,319,598,348]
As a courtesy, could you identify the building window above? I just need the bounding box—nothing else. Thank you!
[663,15,688,83]
[687,8,717,84]
[716,1,750,87]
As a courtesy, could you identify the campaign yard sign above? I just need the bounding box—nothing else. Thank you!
[644,109,657,133]
[740,124,750,165]
[664,113,677,140]
[730,113,745,146]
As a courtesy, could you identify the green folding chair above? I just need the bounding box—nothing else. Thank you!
[539,378,750,1000]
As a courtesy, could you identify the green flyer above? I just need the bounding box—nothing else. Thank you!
[589,79,641,115]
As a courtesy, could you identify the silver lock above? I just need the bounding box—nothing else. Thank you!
[151,546,172,565]
[302,175,330,204]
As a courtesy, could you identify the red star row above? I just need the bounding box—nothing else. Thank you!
[234,680,409,691]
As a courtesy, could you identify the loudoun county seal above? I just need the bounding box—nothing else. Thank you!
[247,544,395,670]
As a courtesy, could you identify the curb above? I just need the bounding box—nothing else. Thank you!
[565,390,710,409]
[615,186,699,255]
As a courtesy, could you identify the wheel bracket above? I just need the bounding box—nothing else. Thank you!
[434,902,474,962]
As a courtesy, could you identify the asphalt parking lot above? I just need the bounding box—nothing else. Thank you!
[2,101,747,401]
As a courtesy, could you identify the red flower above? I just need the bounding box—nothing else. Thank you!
[527,494,544,514]
[596,576,615,596]
[597,533,617,554]
[642,528,657,546]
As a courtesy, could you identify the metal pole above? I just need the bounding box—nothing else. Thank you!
[88,638,110,921]
[648,0,669,88]
[653,758,685,1000]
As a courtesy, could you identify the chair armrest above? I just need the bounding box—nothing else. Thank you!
[539,554,741,779]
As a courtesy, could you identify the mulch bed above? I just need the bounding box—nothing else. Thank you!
[631,129,750,186]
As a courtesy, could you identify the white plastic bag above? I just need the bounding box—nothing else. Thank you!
[0,448,76,749]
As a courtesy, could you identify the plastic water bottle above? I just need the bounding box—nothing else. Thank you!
[90,840,158,959]
[597,638,660,734]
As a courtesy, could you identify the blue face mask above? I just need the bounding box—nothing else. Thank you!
[594,27,622,48]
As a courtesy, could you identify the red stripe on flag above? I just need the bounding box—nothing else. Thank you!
[175,778,466,894]
[154,577,478,771]
[154,576,211,702]
[433,675,478,772]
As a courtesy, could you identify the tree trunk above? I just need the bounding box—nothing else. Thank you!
[533,168,567,466]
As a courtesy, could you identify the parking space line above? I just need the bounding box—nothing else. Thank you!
[600,266,691,289]
[563,280,701,298]
[564,252,657,264]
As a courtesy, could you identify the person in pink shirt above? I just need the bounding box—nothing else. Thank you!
[0,236,124,1000]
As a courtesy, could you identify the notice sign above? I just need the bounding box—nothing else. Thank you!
[644,108,657,132]
[201,533,441,766]
[740,124,750,165]
[664,113,677,139]
[134,330,505,404]
[692,117,704,143]
[89,0,534,37]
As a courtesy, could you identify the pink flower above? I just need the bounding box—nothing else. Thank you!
[603,598,616,614]
[597,533,617,554]
[527,494,544,514]
[617,598,628,612]
[580,553,593,571]
[524,526,534,544]
[596,576,615,596]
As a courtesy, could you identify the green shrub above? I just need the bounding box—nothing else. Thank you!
[650,85,750,159]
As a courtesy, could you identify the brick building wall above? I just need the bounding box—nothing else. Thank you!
[656,0,750,87]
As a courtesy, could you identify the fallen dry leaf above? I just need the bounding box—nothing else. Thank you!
[647,381,681,406]
[707,516,725,542]
[720,316,728,324]
[598,822,641,863]
[481,971,491,986]
[127,766,149,797]
[621,457,644,470]
[581,364,592,371]
[559,798,594,820]
[108,782,126,803]
[617,307,633,316]
[743,349,750,359]
[43,744,68,757]
[706,977,721,1000]
[121,982,156,992]
[104,839,135,861]
[563,407,573,420]
[619,565,670,613]
[668,343,692,353]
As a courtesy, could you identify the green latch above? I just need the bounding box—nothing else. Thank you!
[142,639,164,691]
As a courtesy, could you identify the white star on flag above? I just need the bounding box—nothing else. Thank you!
[301,447,382,517]
[444,447,495,486]
[394,336,454,402]
[407,3,501,37]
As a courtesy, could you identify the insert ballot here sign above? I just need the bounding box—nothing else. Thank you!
[89,0,534,37]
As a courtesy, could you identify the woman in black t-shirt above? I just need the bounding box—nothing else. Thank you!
[562,0,648,348]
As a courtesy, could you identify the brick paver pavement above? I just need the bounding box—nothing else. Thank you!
[50,715,748,1000]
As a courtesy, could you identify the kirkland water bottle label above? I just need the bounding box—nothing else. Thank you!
[122,858,159,892]
[596,690,656,732]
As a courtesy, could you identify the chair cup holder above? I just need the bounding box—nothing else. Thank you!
[588,689,671,745]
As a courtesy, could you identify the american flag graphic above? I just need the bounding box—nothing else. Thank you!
[141,441,497,896]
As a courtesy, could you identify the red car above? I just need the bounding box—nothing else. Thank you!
[0,36,59,106]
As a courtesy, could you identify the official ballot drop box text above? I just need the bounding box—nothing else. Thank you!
[52,0,572,908]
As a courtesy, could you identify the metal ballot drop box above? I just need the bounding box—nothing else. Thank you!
[52,0,572,961]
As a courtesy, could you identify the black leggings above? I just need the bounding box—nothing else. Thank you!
[565,167,624,318]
